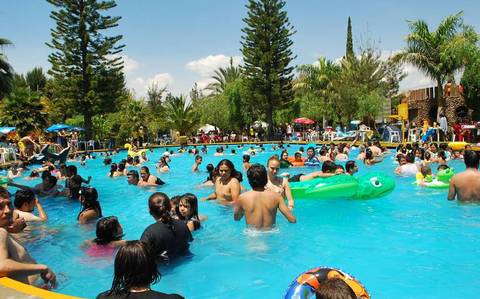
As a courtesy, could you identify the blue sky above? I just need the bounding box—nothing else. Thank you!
[2,0,479,97]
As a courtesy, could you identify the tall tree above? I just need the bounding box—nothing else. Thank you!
[393,11,478,117]
[206,58,242,95]
[46,0,125,139]
[346,17,354,60]
[0,38,14,99]
[26,67,47,92]
[241,0,296,139]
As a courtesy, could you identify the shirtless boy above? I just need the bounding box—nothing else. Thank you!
[448,150,480,201]
[0,187,56,287]
[234,164,296,229]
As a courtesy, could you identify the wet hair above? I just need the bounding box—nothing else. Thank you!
[437,150,446,160]
[364,148,373,161]
[14,189,35,209]
[319,148,328,156]
[103,157,112,165]
[216,159,243,182]
[118,163,126,172]
[405,152,415,163]
[345,160,356,173]
[280,150,289,159]
[110,163,118,177]
[176,193,199,221]
[424,151,431,160]
[195,155,202,161]
[437,164,450,171]
[420,165,432,176]
[127,170,139,180]
[67,165,78,177]
[133,156,140,165]
[322,161,337,174]
[77,187,102,220]
[464,150,479,168]
[0,186,9,199]
[140,166,150,174]
[107,240,160,296]
[307,146,315,153]
[94,216,123,245]
[315,278,356,299]
[243,154,250,162]
[148,192,175,232]
[246,164,268,189]
[45,175,58,188]
[41,171,51,180]
[126,156,133,165]
[29,170,39,178]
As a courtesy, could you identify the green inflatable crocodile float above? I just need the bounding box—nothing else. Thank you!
[289,172,395,199]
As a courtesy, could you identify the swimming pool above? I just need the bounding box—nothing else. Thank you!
[8,144,480,299]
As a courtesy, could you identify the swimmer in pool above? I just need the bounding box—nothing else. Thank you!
[202,159,242,205]
[234,164,296,229]
[265,156,294,210]
[140,166,165,186]
[448,150,480,202]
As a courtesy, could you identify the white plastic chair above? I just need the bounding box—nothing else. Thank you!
[408,129,417,142]
[390,131,401,143]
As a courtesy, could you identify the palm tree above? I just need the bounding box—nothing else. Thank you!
[295,57,340,125]
[393,11,478,114]
[206,57,242,94]
[163,94,199,136]
[0,87,48,135]
[0,38,14,98]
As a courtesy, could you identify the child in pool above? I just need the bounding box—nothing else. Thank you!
[84,216,126,257]
[175,193,206,232]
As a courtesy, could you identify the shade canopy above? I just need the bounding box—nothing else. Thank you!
[0,127,15,135]
[46,124,72,133]
[294,117,315,125]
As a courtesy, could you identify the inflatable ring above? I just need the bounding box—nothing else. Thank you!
[284,267,369,299]
[415,168,454,189]
[289,173,395,199]
[124,143,147,157]
[291,161,305,167]
[448,142,468,151]
[437,168,454,183]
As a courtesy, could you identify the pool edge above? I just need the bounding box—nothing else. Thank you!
[0,277,84,299]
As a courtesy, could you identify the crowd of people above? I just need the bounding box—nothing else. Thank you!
[0,137,479,299]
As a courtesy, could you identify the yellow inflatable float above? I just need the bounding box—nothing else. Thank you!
[448,142,468,151]
[124,143,147,157]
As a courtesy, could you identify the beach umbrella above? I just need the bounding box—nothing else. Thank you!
[46,124,72,133]
[198,124,217,133]
[253,121,268,129]
[0,127,15,135]
[294,117,315,125]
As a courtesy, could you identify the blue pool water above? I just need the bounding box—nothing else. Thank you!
[8,144,480,299]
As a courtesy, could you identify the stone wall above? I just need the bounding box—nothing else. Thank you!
[404,85,466,125]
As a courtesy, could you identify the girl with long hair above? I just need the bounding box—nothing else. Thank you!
[202,159,242,205]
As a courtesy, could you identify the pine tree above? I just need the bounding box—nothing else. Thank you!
[346,17,354,60]
[241,0,296,139]
[46,0,125,139]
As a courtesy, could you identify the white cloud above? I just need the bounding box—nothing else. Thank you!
[107,54,140,73]
[186,54,242,77]
[127,73,174,97]
[399,64,435,91]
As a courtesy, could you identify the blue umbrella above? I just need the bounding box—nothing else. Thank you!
[0,127,15,134]
[46,124,72,133]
